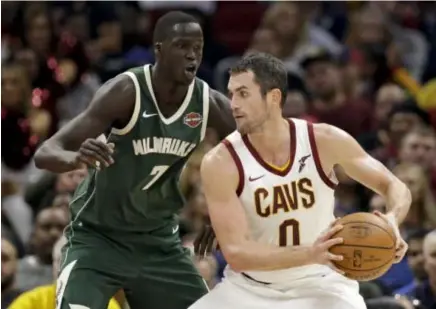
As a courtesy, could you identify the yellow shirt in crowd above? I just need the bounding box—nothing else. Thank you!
[8,284,121,309]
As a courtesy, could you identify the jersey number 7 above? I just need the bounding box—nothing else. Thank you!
[142,165,169,190]
[279,219,300,246]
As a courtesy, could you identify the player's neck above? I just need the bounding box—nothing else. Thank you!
[248,117,289,153]
[151,64,189,106]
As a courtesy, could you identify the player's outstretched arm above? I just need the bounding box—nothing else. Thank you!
[200,143,344,272]
[314,123,411,225]
[34,75,135,173]
[314,123,411,262]
[207,89,236,139]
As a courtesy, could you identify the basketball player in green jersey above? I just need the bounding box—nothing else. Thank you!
[34,12,235,309]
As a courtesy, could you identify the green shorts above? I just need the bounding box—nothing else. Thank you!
[56,223,208,309]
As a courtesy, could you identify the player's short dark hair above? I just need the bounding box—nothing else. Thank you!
[230,52,288,107]
[153,11,199,44]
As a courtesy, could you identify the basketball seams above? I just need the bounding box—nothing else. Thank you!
[330,220,396,247]
[329,215,397,280]
[335,244,393,250]
[337,220,396,249]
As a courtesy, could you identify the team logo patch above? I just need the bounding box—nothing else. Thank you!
[183,112,202,128]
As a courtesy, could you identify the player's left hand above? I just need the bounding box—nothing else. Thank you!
[373,211,408,263]
[194,222,219,258]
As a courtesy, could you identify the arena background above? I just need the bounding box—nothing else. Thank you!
[1,1,436,309]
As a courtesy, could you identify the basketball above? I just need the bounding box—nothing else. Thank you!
[329,212,397,281]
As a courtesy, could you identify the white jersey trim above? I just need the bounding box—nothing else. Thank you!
[111,72,142,135]
[143,64,195,125]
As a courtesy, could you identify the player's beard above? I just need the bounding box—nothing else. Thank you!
[241,109,270,135]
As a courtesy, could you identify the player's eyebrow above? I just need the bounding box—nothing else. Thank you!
[228,85,248,96]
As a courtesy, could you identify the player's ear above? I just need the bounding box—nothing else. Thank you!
[269,88,282,107]
[154,43,162,59]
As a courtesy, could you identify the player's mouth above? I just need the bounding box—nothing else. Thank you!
[184,64,197,78]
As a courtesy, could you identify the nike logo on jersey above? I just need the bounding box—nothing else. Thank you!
[249,175,264,182]
[298,154,311,173]
[172,225,179,234]
[142,111,158,118]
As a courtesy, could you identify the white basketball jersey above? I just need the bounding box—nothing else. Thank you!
[223,118,338,284]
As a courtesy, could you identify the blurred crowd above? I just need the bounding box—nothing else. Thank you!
[1,1,436,309]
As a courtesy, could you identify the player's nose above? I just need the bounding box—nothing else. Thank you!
[185,49,195,61]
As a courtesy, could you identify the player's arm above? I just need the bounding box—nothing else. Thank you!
[315,123,411,225]
[34,75,135,173]
[200,143,344,272]
[207,89,236,139]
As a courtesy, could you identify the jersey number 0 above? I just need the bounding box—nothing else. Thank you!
[279,219,300,246]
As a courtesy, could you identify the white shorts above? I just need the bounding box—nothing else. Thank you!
[189,270,367,309]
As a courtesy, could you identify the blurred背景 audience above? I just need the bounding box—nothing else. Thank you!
[15,208,68,291]
[2,2,436,308]
[1,238,23,309]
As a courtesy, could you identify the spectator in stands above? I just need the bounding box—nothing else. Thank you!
[37,167,87,211]
[347,4,428,81]
[387,102,431,148]
[1,238,22,309]
[15,208,68,291]
[301,48,372,137]
[373,84,406,130]
[2,62,52,250]
[262,2,343,78]
[408,230,436,309]
[358,84,405,163]
[397,229,431,295]
[246,27,285,59]
[8,236,121,309]
[55,38,101,129]
[392,164,436,233]
[51,193,72,213]
[399,127,436,193]
[360,102,431,168]
[282,90,317,122]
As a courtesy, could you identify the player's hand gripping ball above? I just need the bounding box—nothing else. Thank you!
[194,222,219,258]
[328,212,397,281]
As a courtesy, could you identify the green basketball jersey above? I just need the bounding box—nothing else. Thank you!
[69,64,210,233]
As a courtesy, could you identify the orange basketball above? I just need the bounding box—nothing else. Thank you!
[329,212,397,281]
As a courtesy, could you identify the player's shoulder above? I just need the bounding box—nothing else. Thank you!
[97,73,135,98]
[201,135,240,176]
[311,122,349,142]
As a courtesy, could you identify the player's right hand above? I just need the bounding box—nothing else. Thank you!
[75,138,115,170]
[311,219,345,274]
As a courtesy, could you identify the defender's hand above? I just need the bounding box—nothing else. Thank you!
[373,211,407,263]
[194,223,219,258]
[75,139,115,170]
[312,219,345,274]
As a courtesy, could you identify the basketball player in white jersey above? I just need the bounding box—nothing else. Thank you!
[189,53,411,309]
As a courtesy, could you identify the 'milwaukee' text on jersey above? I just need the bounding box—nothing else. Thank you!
[132,137,197,157]
[68,64,210,235]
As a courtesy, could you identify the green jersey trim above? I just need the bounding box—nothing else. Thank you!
[143,64,195,125]
[111,71,142,135]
